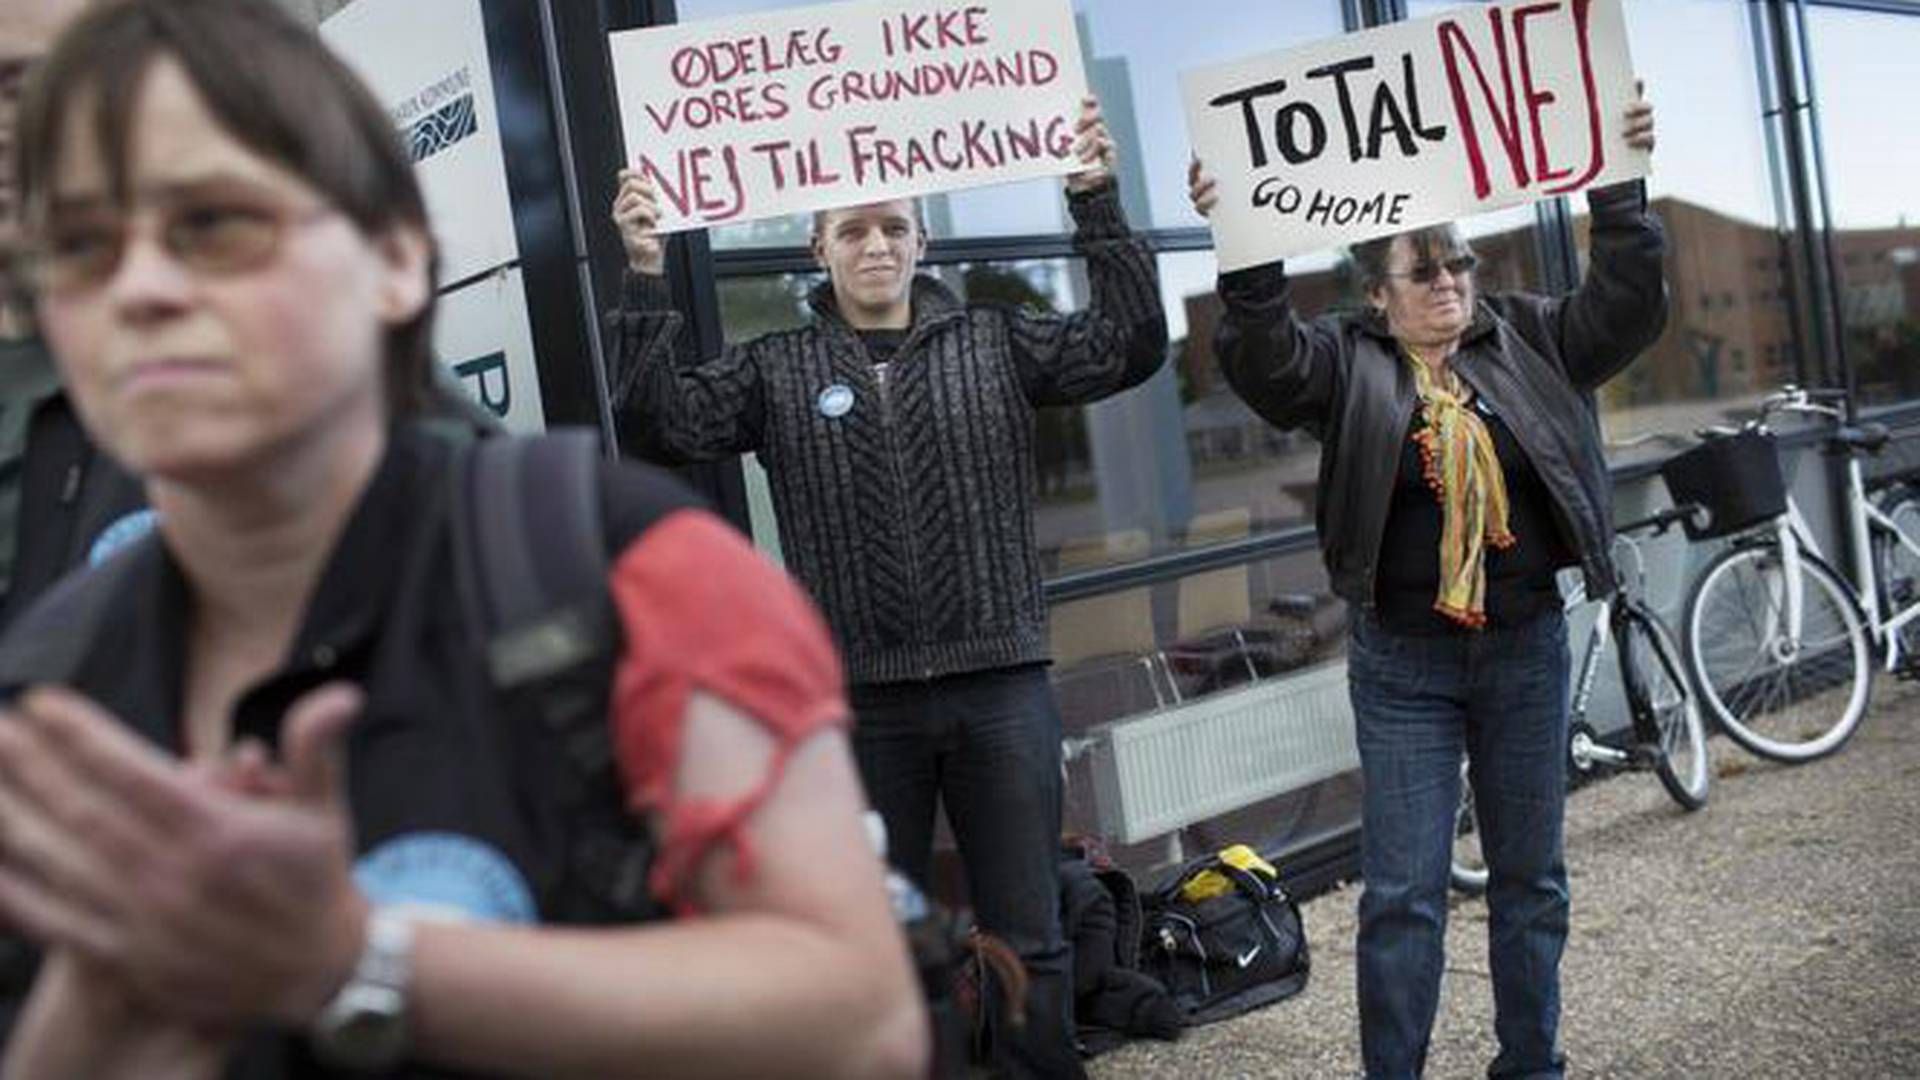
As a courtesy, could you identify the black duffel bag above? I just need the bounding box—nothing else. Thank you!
[1140,851,1310,1026]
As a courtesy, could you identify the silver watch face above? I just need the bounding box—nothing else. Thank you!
[316,983,408,1069]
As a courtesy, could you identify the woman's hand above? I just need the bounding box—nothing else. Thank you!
[612,168,667,276]
[1188,157,1219,218]
[1066,95,1117,194]
[2,951,228,1080]
[0,683,370,1030]
[1623,79,1654,154]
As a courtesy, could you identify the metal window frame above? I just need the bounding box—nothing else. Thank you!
[1805,0,1920,13]
[558,0,754,529]
[479,0,602,430]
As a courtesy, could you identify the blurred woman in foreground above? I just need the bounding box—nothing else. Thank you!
[0,1,925,1077]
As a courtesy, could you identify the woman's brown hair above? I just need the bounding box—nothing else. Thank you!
[1349,223,1470,295]
[13,0,438,415]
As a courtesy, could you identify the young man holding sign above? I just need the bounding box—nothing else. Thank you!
[1192,89,1663,1079]
[609,96,1164,1078]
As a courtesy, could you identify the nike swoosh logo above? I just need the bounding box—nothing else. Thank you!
[1236,945,1262,968]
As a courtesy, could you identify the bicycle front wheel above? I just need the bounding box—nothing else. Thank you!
[1684,543,1872,763]
[1621,609,1710,808]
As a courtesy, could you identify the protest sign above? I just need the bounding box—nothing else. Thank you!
[1182,0,1646,272]
[608,0,1090,233]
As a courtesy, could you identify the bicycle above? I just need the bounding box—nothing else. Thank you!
[1672,386,1920,764]
[1451,507,1711,894]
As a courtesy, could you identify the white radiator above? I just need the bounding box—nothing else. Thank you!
[1087,660,1358,844]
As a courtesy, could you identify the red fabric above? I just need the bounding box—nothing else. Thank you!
[607,509,849,913]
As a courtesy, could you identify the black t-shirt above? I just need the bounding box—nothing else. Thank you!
[859,328,908,393]
[1374,395,1577,634]
[858,328,908,366]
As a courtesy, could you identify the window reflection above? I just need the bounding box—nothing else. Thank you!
[715,273,812,336]
[1808,7,1920,408]
[1600,0,1793,451]
[1050,548,1348,742]
[1052,548,1356,874]
[1410,1,1797,452]
[1162,248,1330,547]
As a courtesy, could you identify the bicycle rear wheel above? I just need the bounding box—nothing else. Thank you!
[1449,757,1488,896]
[1684,543,1872,763]
[1621,609,1710,808]
[1878,491,1920,669]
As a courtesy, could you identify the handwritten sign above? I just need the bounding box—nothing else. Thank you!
[1183,0,1645,272]
[609,0,1089,233]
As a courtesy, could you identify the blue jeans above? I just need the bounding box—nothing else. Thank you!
[1349,612,1571,1080]
[850,664,1083,1080]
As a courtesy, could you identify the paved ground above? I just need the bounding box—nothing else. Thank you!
[1092,677,1920,1079]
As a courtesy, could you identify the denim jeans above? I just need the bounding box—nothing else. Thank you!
[850,664,1083,1080]
[1349,611,1571,1080]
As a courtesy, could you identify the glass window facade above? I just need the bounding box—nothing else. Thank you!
[689,0,1880,710]
[1807,4,1920,408]
[1412,0,1796,458]
[1597,0,1799,452]
[658,0,1920,879]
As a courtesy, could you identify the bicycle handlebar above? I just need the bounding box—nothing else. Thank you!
[1641,386,1859,449]
[1680,386,1848,443]
[1756,385,1846,422]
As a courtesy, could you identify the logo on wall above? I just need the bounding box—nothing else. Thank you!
[394,66,479,165]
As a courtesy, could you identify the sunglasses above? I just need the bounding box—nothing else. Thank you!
[19,194,336,296]
[1383,252,1479,286]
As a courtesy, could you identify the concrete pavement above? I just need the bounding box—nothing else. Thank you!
[1091,678,1920,1078]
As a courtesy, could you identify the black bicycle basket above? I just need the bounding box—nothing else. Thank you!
[1659,430,1786,541]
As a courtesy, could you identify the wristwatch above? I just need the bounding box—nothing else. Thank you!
[310,907,414,1071]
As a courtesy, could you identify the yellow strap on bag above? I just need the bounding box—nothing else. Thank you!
[1177,844,1280,902]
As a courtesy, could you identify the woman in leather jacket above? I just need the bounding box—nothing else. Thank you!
[1190,88,1664,1080]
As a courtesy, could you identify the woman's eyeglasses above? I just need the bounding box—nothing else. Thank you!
[19,196,336,295]
[1384,252,1479,286]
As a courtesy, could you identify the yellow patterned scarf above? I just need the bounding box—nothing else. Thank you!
[1406,350,1515,628]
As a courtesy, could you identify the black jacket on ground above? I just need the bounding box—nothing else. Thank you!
[1213,182,1668,608]
[1060,848,1181,1055]
[608,185,1167,684]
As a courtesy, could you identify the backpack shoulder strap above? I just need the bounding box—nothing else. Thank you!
[0,534,156,692]
[448,429,612,695]
[447,429,663,918]
[62,437,146,572]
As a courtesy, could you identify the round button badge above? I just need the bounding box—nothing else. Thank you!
[817,383,855,419]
